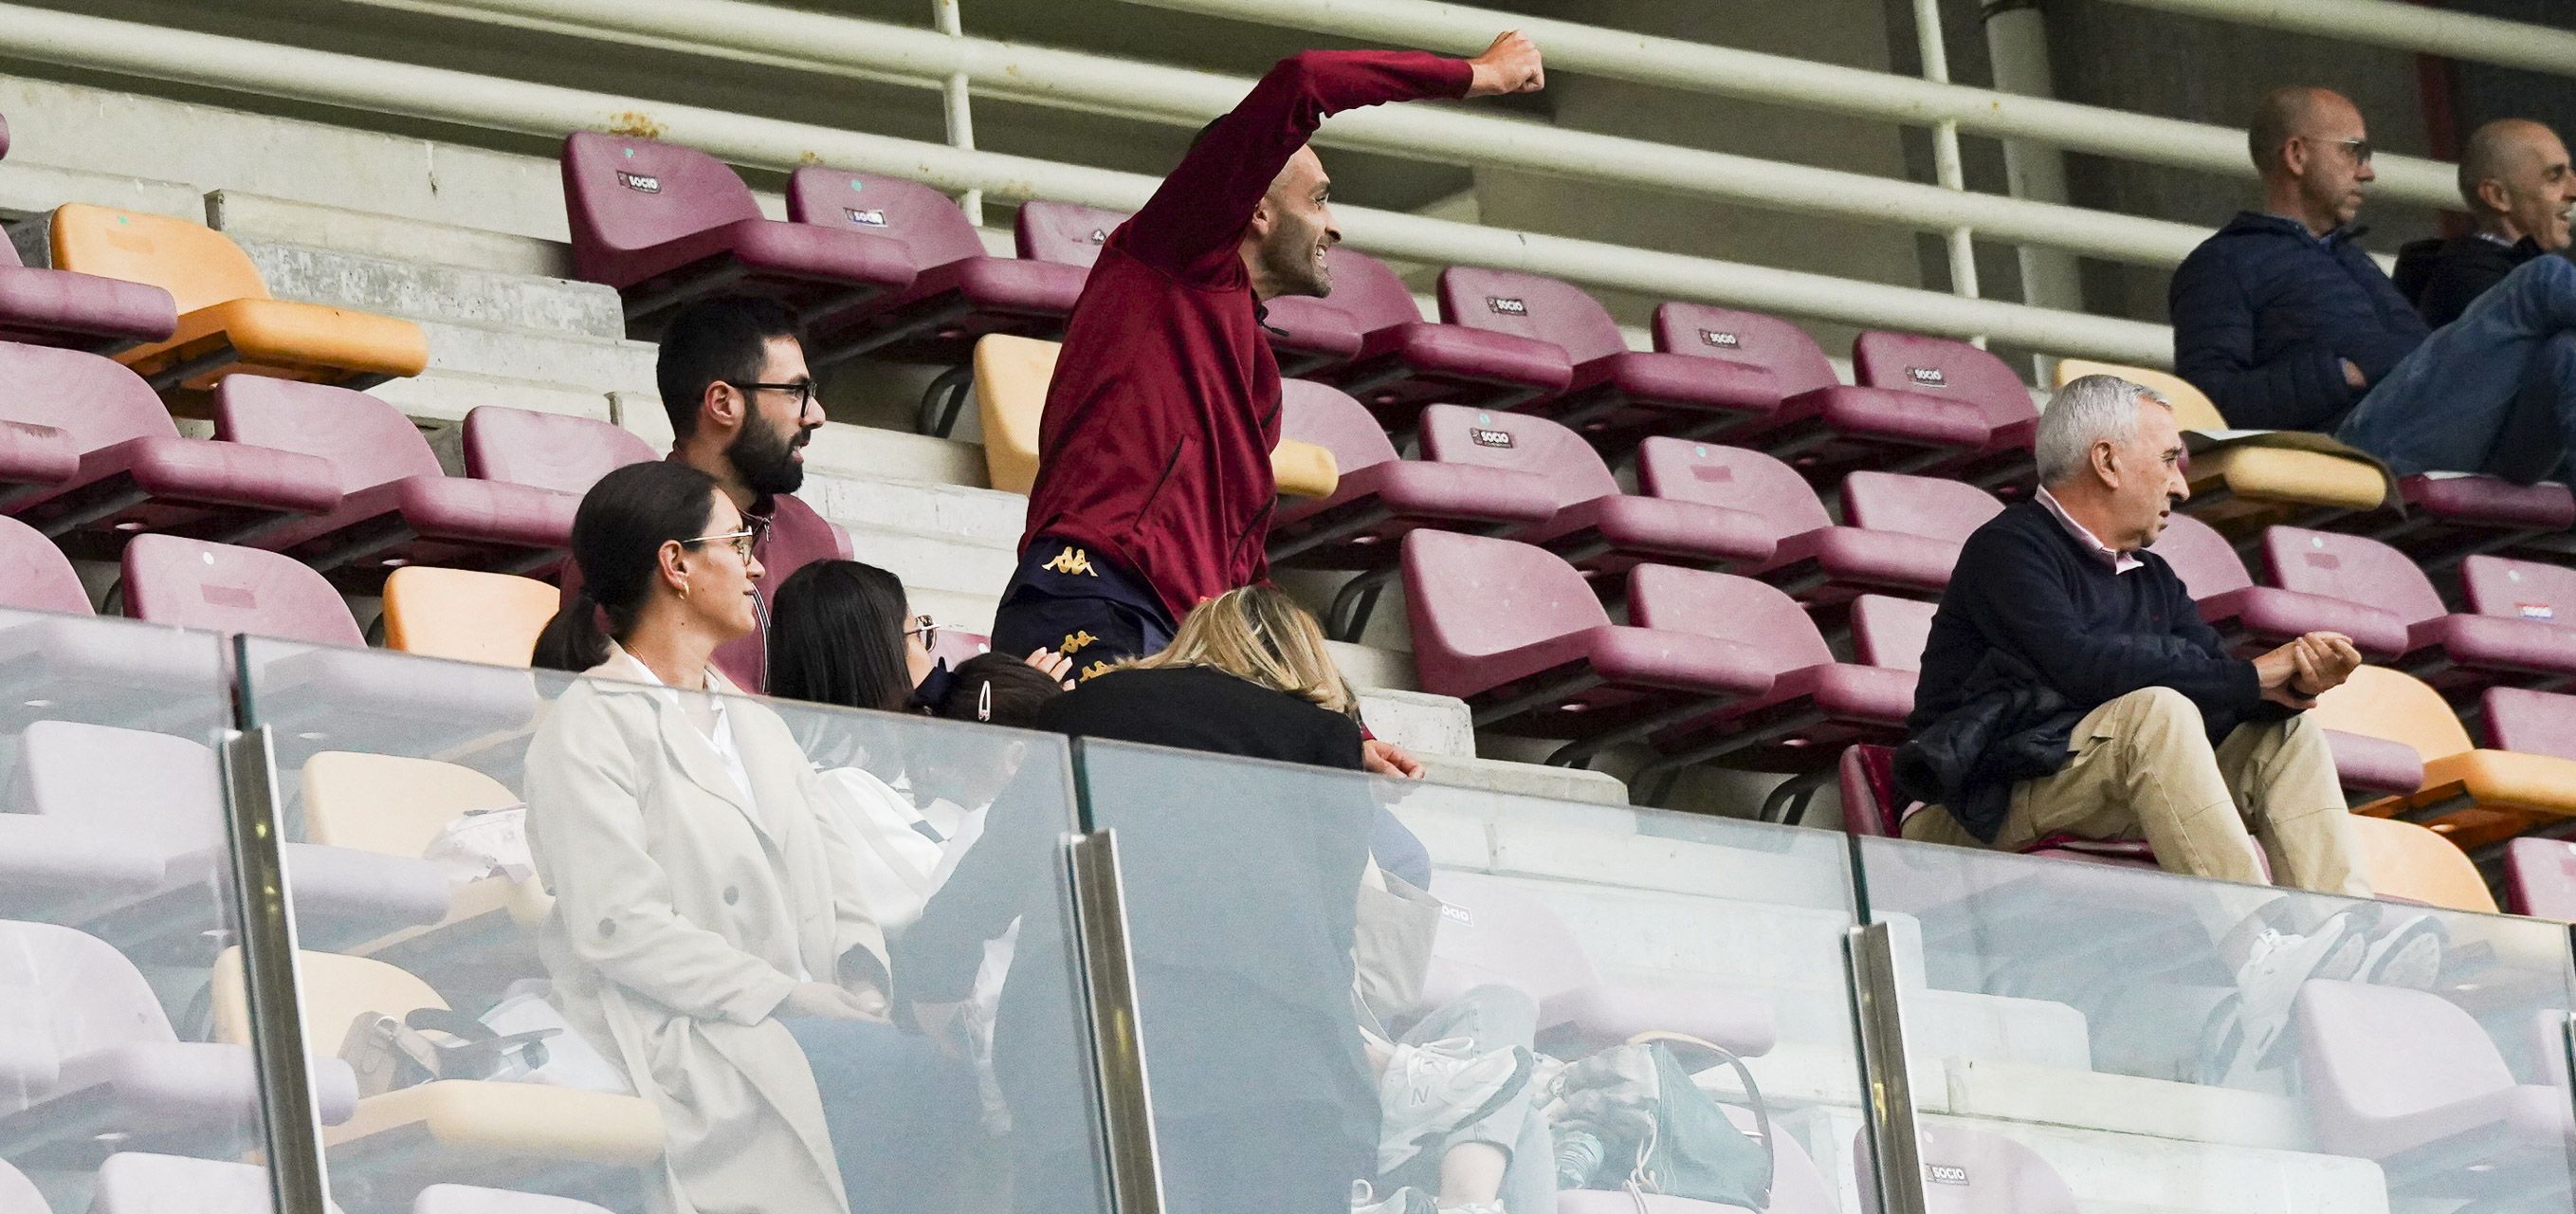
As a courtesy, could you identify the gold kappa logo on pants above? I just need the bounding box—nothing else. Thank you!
[1078,660,1113,682]
[1058,630,1100,654]
[1042,546,1098,577]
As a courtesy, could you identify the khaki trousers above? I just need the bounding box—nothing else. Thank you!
[1901,687,2372,899]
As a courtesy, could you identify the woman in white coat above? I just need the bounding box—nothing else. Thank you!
[526,460,895,1214]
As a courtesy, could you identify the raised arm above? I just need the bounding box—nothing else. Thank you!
[2170,252,2355,430]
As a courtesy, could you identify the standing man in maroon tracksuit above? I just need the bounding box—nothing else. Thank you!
[993,34,1546,681]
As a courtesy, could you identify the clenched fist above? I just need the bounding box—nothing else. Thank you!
[1467,30,1544,97]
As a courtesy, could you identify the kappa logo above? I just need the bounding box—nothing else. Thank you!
[1927,1165,1970,1186]
[1469,427,1515,449]
[2520,602,2558,622]
[1043,546,1099,577]
[1486,296,1528,316]
[1698,329,1742,349]
[615,171,662,194]
[1906,366,1947,387]
[1058,630,1100,653]
[1078,659,1113,682]
[845,208,888,228]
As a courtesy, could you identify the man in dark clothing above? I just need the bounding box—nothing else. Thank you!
[994,33,1544,678]
[2392,119,2573,329]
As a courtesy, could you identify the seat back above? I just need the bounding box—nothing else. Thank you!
[2346,816,2497,913]
[1436,267,1620,363]
[973,334,1059,495]
[1859,1123,2079,1214]
[559,132,763,278]
[212,947,445,1058]
[462,406,656,496]
[1629,566,1833,674]
[1650,303,1840,396]
[50,204,271,314]
[1851,595,1935,671]
[784,168,985,270]
[1014,200,1126,267]
[1634,439,1832,537]
[92,1152,343,1214]
[381,567,557,667]
[413,1186,614,1214]
[0,515,91,615]
[302,751,520,858]
[2459,555,2576,627]
[1400,530,1608,661]
[0,1157,46,1214]
[0,340,180,452]
[0,920,176,1082]
[1840,471,2003,543]
[2480,687,2576,762]
[2147,512,2255,598]
[213,377,441,496]
[2295,979,2517,1131]
[2052,358,2230,430]
[1416,404,1617,509]
[121,534,363,646]
[1837,744,1904,837]
[1277,379,1398,475]
[1411,869,1601,1014]
[1321,247,1426,332]
[2504,837,2576,920]
[15,721,217,846]
[2262,527,2447,626]
[2311,666,2475,764]
[1852,331,2037,434]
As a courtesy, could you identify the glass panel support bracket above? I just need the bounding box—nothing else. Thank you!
[1067,828,1168,1214]
[220,724,335,1214]
[1848,921,1930,1214]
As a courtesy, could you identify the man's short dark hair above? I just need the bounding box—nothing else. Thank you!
[655,296,803,440]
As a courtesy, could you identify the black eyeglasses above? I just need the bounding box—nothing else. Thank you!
[726,379,819,409]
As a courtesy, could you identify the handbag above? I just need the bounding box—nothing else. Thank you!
[338,1008,559,1097]
[1553,1032,1775,1212]
[1350,864,1445,1036]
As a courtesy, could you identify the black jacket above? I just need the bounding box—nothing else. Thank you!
[2170,212,2429,432]
[1894,649,2079,842]
[2393,232,2543,329]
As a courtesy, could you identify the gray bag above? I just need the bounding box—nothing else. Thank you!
[1352,865,1445,1036]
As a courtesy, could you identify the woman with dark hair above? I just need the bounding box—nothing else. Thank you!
[766,560,922,715]
[523,461,899,1214]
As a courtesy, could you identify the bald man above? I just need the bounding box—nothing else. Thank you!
[2393,119,2575,327]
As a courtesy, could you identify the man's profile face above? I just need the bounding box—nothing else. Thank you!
[722,335,821,497]
[2498,128,2576,251]
[2292,99,2374,229]
[2119,401,2190,550]
[1255,145,1340,299]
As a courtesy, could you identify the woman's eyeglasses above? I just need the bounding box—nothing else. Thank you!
[681,528,758,561]
[905,615,941,649]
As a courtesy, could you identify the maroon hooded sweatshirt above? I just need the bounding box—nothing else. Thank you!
[1018,50,1473,621]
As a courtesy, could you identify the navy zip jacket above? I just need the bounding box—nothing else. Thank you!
[2170,212,2429,432]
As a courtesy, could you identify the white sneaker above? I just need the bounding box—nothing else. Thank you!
[1377,1036,1533,1176]
[2232,918,2353,1062]
[2360,911,2447,989]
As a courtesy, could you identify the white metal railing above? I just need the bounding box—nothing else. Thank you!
[2101,0,2576,77]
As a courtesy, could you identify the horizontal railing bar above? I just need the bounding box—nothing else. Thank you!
[2102,0,2576,80]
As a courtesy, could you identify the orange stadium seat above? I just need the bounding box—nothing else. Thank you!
[2312,666,2576,850]
[970,333,1337,498]
[300,750,552,977]
[48,204,429,402]
[2053,359,2387,530]
[2345,815,2497,914]
[381,567,557,667]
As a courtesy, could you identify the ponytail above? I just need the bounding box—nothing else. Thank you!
[533,587,614,672]
[534,461,722,672]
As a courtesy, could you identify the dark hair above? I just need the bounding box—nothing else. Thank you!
[767,560,914,714]
[533,461,722,671]
[932,653,1064,727]
[656,295,802,440]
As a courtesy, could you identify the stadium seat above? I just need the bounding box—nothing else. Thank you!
[382,567,557,666]
[1852,1122,2079,1214]
[787,169,1085,363]
[1560,1123,1840,1214]
[0,524,227,742]
[1416,406,1776,586]
[90,1151,349,1214]
[2314,668,2576,851]
[2378,473,2576,567]
[2503,837,2576,920]
[0,341,339,554]
[1270,381,1555,637]
[414,1186,617,1214]
[1313,248,1571,429]
[2152,513,2411,660]
[2460,554,2576,631]
[1629,566,1912,789]
[1399,530,1773,765]
[0,514,88,615]
[49,204,429,397]
[2295,979,2574,1188]
[212,948,662,1194]
[2346,815,2497,914]
[1666,308,1996,485]
[1847,331,2038,488]
[214,379,576,587]
[301,751,551,975]
[0,919,357,1165]
[559,132,912,337]
[1436,267,1780,443]
[1836,743,2160,870]
[0,1157,43,1214]
[2263,526,2576,695]
[0,418,77,511]
[1849,594,1933,671]
[0,118,176,355]
[461,406,655,497]
[2052,359,2388,530]
[1013,199,1362,377]
[1634,440,1978,610]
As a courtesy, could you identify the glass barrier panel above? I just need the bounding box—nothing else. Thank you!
[236,635,1112,1214]
[1072,738,1880,1214]
[1854,835,2576,1214]
[0,604,277,1211]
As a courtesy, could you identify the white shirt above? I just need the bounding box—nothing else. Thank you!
[2035,487,2144,576]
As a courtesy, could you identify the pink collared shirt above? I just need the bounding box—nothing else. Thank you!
[2035,487,2144,575]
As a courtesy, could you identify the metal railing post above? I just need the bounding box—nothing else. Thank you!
[1911,0,1984,352]
[931,0,983,228]
[219,724,333,1214]
[1849,922,1928,1214]
[1066,829,1165,1214]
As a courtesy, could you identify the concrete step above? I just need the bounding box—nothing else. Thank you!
[1417,751,1626,804]
[372,368,617,428]
[804,473,1025,551]
[235,237,625,340]
[212,191,572,281]
[413,316,660,397]
[614,398,995,491]
[1351,688,1472,759]
[837,521,1017,602]
[0,160,200,226]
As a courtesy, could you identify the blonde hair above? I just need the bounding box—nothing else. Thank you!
[1124,585,1355,715]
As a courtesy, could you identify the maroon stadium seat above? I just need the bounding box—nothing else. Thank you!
[2153,513,2411,659]
[2373,473,2576,568]
[461,406,656,497]
[2504,837,2576,919]
[0,520,226,739]
[1270,382,1555,637]
[2264,526,2576,695]
[1417,406,1774,586]
[1848,331,2038,487]
[0,420,80,512]
[1399,530,1772,765]
[560,132,913,337]
[1634,440,1986,608]
[0,515,86,615]
[214,379,576,588]
[1849,594,1934,671]
[0,342,338,554]
[1851,1123,2080,1214]
[789,169,1086,364]
[2459,554,2576,631]
[2295,979,2575,1189]
[1436,268,1780,444]
[1657,306,1990,484]
[122,532,362,645]
[1313,248,1570,428]
[1013,199,1361,377]
[0,112,179,355]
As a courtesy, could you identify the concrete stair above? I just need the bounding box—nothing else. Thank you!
[235,236,623,339]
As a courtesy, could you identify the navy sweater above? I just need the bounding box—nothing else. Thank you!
[1909,502,2268,753]
[2170,212,2429,432]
